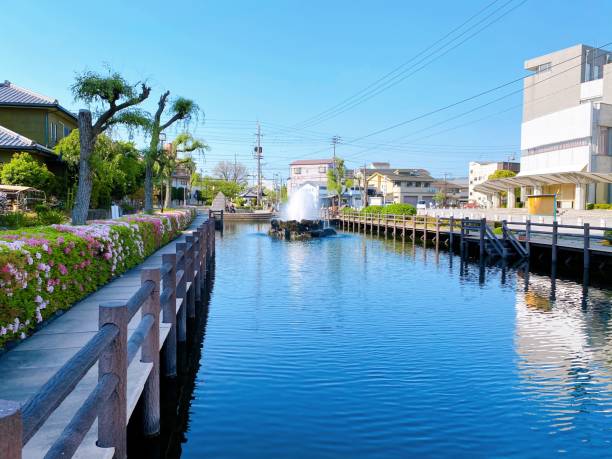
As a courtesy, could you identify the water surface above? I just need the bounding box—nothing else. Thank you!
[180,223,612,458]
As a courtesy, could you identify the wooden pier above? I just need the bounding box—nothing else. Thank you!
[334,212,612,271]
[0,211,217,459]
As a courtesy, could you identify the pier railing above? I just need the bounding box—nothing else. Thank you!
[0,216,216,459]
[335,211,611,267]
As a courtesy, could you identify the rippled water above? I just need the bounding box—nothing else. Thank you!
[179,223,612,458]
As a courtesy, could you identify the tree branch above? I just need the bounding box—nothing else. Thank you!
[94,83,151,134]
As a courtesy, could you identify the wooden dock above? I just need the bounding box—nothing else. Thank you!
[0,211,216,459]
[334,212,612,271]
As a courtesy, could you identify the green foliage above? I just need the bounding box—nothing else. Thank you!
[192,176,243,203]
[488,169,517,180]
[55,130,144,208]
[591,203,611,210]
[603,230,612,245]
[0,153,55,191]
[493,226,503,235]
[433,192,446,203]
[0,209,67,229]
[72,69,141,106]
[361,203,416,215]
[327,159,349,196]
[172,97,199,120]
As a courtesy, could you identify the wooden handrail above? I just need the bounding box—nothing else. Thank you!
[0,213,216,459]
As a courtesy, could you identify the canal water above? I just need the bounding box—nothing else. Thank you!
[175,223,611,458]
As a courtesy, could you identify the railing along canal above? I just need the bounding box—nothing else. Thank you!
[0,214,217,459]
[332,211,611,271]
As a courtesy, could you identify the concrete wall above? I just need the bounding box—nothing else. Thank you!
[520,103,592,150]
[289,163,331,195]
[523,44,585,122]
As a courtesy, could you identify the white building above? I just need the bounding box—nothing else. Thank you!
[475,44,612,209]
[287,159,334,197]
[468,161,519,207]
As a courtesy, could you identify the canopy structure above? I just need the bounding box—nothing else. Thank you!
[0,185,46,210]
[473,172,612,194]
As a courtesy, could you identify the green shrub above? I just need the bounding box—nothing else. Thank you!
[493,227,503,235]
[604,230,612,245]
[361,203,416,216]
[594,203,612,210]
[36,210,66,225]
[586,203,595,210]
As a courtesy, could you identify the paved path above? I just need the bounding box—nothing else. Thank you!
[0,212,208,459]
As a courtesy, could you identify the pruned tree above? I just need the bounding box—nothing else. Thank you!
[213,160,248,184]
[145,93,199,213]
[159,133,208,208]
[70,70,150,224]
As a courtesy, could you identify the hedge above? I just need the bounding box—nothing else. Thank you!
[0,208,195,348]
[342,203,416,216]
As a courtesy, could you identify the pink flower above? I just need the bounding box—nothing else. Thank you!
[58,264,68,275]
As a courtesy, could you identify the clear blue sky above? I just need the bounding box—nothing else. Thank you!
[3,0,612,181]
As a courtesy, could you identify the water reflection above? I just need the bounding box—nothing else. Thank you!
[515,271,612,441]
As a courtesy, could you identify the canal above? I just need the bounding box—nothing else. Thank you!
[156,222,611,458]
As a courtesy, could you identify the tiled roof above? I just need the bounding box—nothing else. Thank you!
[370,168,432,179]
[0,124,37,148]
[0,81,57,105]
[290,159,334,166]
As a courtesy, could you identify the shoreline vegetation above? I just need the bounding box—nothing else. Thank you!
[0,208,196,349]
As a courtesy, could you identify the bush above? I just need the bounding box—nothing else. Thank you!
[604,230,612,246]
[594,203,612,210]
[36,209,66,225]
[0,208,196,348]
[586,203,595,210]
[0,152,55,192]
[361,203,416,216]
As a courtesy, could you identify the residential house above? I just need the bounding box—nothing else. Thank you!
[0,81,76,173]
[287,159,334,197]
[433,178,469,207]
[474,44,612,209]
[366,168,436,205]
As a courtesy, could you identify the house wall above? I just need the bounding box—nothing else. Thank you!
[289,163,332,195]
[0,107,76,148]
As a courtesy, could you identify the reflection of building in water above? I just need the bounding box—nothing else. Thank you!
[514,271,612,433]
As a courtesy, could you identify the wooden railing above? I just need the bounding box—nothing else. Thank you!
[0,216,216,459]
[335,211,611,266]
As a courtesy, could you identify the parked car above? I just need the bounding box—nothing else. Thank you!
[416,200,427,210]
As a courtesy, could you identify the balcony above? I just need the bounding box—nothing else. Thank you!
[580,79,603,101]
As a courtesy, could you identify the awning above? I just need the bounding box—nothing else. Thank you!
[473,171,612,194]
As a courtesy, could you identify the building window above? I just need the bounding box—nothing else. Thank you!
[318,166,326,173]
[64,126,71,137]
[50,122,57,143]
[293,167,301,174]
[536,62,551,73]
[525,137,590,156]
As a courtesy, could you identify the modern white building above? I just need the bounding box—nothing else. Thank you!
[476,44,612,209]
[468,161,520,207]
[287,159,334,197]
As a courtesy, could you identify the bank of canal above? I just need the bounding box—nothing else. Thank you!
[162,222,612,458]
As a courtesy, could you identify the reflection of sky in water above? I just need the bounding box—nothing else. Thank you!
[515,272,612,442]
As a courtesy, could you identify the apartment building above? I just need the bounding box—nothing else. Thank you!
[468,161,520,207]
[475,44,612,209]
[287,159,334,196]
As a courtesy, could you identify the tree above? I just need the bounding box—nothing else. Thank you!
[159,133,208,208]
[0,153,54,190]
[191,176,243,204]
[488,169,517,180]
[55,130,144,209]
[70,69,150,224]
[433,191,446,204]
[213,160,248,184]
[145,93,199,213]
[327,159,353,203]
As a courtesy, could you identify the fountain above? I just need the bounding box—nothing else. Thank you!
[269,184,336,240]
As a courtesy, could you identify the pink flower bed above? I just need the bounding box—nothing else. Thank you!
[0,208,196,348]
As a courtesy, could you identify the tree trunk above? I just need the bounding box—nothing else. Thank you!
[71,110,95,225]
[164,176,173,209]
[144,162,154,213]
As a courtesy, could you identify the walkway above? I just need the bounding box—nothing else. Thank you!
[0,212,208,459]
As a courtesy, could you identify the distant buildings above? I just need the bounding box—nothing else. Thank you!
[366,168,435,205]
[287,159,334,197]
[0,81,76,171]
[475,44,612,209]
[468,161,520,207]
[435,177,469,207]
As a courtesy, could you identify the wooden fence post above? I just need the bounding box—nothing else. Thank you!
[0,400,22,459]
[551,220,558,265]
[583,222,590,271]
[175,242,187,343]
[479,218,486,257]
[98,301,128,459]
[191,231,201,304]
[449,216,454,248]
[525,219,531,257]
[423,216,428,241]
[460,218,466,251]
[140,269,161,437]
[435,217,440,243]
[412,215,416,240]
[200,224,207,289]
[161,253,177,377]
[185,236,196,319]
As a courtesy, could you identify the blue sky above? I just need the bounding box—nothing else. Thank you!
[3,0,612,181]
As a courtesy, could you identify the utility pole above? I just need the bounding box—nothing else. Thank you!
[362,163,367,209]
[254,122,263,207]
